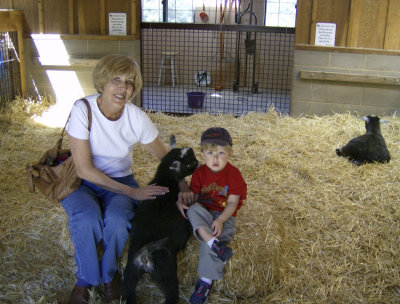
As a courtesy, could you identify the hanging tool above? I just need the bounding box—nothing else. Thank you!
[200,1,209,22]
[214,0,230,91]
[234,0,238,23]
[232,1,258,93]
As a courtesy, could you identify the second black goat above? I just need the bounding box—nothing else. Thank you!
[336,115,390,165]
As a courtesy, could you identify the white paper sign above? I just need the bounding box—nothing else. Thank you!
[109,13,126,36]
[315,23,336,46]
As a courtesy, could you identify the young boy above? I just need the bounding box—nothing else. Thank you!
[186,127,247,304]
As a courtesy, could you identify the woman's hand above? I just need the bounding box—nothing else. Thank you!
[69,134,170,202]
[131,184,169,201]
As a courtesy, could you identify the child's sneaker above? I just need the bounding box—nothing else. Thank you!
[189,280,212,304]
[211,240,233,263]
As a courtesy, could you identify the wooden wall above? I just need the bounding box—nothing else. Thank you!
[2,0,399,50]
[296,0,400,52]
[0,0,141,38]
[292,0,400,117]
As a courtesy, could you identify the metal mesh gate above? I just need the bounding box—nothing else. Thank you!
[141,23,295,116]
[0,31,21,108]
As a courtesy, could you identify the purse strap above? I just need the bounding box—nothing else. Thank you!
[58,98,92,149]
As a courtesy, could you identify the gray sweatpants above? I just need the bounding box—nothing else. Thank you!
[187,203,236,280]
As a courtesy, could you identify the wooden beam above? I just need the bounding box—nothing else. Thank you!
[53,34,136,41]
[0,10,18,32]
[300,70,400,86]
[8,0,14,9]
[32,56,100,67]
[295,43,400,56]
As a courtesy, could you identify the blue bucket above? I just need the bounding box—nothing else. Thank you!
[187,92,205,108]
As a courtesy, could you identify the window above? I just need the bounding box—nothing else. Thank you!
[265,0,297,27]
[167,0,194,23]
[142,0,162,22]
[142,0,196,23]
[142,0,240,23]
[141,0,297,27]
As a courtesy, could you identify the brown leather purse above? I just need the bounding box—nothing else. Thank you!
[26,98,92,204]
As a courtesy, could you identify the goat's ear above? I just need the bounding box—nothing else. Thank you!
[169,160,180,172]
[170,135,176,149]
[380,119,389,124]
[360,116,369,122]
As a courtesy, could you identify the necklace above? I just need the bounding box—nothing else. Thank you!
[97,95,124,121]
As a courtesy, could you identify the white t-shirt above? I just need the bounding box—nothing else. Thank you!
[67,94,159,177]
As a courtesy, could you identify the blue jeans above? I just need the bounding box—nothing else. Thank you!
[61,174,139,286]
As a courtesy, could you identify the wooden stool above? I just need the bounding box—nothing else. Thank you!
[157,51,178,87]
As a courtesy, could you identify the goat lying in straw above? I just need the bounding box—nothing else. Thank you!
[336,115,390,165]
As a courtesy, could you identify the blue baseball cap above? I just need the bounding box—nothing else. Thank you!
[201,127,232,146]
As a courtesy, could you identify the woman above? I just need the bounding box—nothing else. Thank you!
[62,54,191,303]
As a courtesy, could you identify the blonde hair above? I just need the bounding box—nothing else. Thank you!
[92,54,143,99]
[200,142,233,153]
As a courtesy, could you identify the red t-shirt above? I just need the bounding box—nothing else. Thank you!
[190,162,247,217]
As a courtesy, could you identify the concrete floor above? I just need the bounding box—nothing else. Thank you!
[142,84,290,116]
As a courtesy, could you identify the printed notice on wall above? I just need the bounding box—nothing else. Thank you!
[109,13,126,36]
[315,23,336,46]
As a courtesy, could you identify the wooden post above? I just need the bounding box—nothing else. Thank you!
[100,0,106,35]
[68,0,74,34]
[294,0,313,45]
[347,0,363,48]
[38,0,45,34]
[131,0,141,38]
[8,0,14,9]
[77,2,85,34]
[16,14,26,96]
[309,0,318,45]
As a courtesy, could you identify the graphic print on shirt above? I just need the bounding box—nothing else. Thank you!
[198,183,229,208]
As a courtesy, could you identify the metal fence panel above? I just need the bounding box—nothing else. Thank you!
[141,23,294,116]
[0,31,21,108]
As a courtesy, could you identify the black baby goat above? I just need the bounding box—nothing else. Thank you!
[336,115,390,165]
[123,135,198,304]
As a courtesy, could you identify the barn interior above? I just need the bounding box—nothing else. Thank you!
[0,0,399,303]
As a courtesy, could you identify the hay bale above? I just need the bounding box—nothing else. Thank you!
[1,98,399,303]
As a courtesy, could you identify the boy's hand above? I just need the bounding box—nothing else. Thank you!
[176,199,190,219]
[177,188,194,206]
[177,181,195,218]
[212,218,224,237]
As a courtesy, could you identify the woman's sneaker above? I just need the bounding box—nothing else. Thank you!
[189,280,212,304]
[211,240,233,263]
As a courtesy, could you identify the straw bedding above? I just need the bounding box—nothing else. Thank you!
[0,97,399,304]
